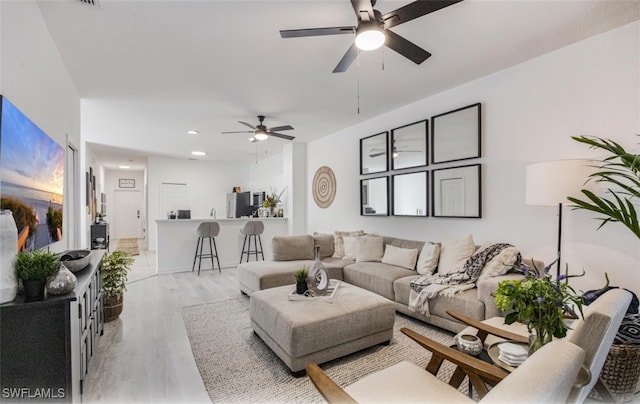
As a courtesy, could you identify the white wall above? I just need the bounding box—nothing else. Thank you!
[0,0,81,252]
[307,22,640,296]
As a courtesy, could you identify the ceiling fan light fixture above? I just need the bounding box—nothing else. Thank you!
[254,130,269,141]
[355,22,385,51]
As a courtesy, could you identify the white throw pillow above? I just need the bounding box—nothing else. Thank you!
[356,235,384,262]
[438,234,476,275]
[333,230,365,258]
[381,244,419,270]
[478,246,521,281]
[416,242,440,275]
[342,236,359,260]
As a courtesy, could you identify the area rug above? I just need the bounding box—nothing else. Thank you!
[183,296,468,403]
[115,238,139,256]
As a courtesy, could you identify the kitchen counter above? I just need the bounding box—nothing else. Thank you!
[155,217,288,273]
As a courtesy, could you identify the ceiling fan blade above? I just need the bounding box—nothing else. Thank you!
[369,151,386,157]
[351,0,374,21]
[238,121,256,130]
[385,30,431,65]
[269,125,294,132]
[269,132,295,141]
[382,0,463,29]
[280,26,355,38]
[333,42,358,73]
[221,130,253,134]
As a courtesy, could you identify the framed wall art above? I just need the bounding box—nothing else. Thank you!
[119,178,135,188]
[392,171,428,217]
[431,103,481,164]
[432,164,481,218]
[361,176,389,216]
[391,120,427,170]
[360,132,388,175]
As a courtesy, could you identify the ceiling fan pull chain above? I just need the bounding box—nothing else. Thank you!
[357,48,361,115]
[382,46,385,71]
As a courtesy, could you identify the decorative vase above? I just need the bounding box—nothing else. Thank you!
[456,334,483,356]
[269,205,277,217]
[23,278,47,300]
[104,294,124,322]
[0,210,18,303]
[296,282,307,294]
[528,325,553,355]
[46,264,77,296]
[307,245,329,295]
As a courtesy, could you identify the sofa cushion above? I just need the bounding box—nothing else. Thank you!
[272,235,315,261]
[394,275,485,322]
[333,230,365,258]
[438,234,476,275]
[417,242,440,275]
[381,245,419,270]
[356,235,384,262]
[313,233,335,258]
[344,262,416,300]
[343,236,358,260]
[383,236,425,252]
[478,246,520,281]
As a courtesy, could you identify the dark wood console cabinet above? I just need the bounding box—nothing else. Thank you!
[0,251,105,402]
[90,223,109,250]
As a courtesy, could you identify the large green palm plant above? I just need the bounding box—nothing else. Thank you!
[568,135,640,240]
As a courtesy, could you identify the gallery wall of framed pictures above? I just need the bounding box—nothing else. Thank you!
[358,102,482,218]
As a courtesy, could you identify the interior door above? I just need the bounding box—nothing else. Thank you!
[113,190,143,239]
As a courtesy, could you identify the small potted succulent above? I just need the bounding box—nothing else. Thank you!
[102,251,134,322]
[294,267,309,295]
[14,250,60,300]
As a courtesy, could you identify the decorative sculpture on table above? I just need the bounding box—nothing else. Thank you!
[306,245,329,296]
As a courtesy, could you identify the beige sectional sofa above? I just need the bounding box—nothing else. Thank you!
[237,232,535,333]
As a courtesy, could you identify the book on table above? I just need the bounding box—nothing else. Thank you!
[288,279,340,302]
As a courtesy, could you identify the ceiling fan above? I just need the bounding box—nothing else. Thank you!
[221,115,295,142]
[280,0,463,73]
[370,143,421,158]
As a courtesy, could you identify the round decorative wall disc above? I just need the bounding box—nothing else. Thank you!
[312,166,336,208]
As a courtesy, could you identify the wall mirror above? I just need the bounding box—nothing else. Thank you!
[360,132,388,175]
[361,177,388,216]
[391,120,427,170]
[432,164,481,218]
[431,103,481,164]
[392,171,427,216]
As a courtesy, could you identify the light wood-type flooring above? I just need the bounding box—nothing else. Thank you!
[84,243,240,403]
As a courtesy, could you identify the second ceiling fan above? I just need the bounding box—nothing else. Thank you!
[280,0,463,73]
[221,115,295,142]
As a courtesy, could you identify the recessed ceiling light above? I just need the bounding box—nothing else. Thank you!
[191,151,206,156]
[119,165,130,169]
[187,130,199,135]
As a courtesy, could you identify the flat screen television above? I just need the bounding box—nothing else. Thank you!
[0,95,64,252]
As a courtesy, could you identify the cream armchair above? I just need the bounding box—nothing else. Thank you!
[449,288,632,403]
[307,336,585,404]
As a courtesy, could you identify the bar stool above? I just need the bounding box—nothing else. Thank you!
[239,221,264,263]
[192,221,221,276]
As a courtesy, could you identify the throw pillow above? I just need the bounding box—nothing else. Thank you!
[313,233,335,258]
[356,235,384,262]
[272,235,315,261]
[342,236,359,260]
[333,230,365,258]
[478,246,521,281]
[381,244,419,270]
[416,242,440,275]
[437,234,476,275]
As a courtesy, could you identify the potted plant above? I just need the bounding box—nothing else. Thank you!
[294,267,308,295]
[102,250,134,322]
[14,250,60,300]
[568,135,639,239]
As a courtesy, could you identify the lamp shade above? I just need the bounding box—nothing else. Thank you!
[525,159,599,206]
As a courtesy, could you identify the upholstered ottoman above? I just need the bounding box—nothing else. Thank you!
[249,282,395,376]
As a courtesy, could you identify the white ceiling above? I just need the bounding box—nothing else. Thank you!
[36,0,640,169]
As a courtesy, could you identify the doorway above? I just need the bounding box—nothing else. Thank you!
[113,190,143,239]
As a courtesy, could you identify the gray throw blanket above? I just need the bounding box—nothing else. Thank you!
[409,243,520,316]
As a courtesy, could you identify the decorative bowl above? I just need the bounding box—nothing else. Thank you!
[456,334,483,356]
[59,250,92,273]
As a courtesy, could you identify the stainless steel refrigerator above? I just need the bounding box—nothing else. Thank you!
[226,191,251,218]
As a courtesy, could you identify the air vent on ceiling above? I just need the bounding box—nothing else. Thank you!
[77,0,100,6]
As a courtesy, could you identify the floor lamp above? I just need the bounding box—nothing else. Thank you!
[525,160,597,279]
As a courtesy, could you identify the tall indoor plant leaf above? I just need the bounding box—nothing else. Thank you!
[568,135,640,239]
